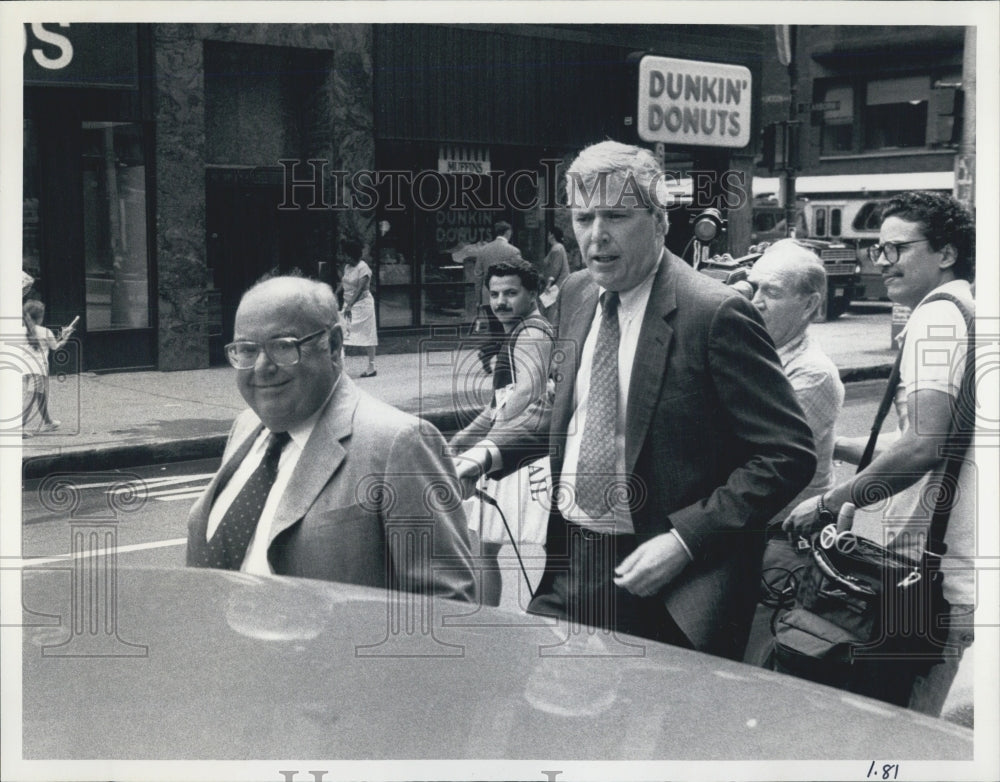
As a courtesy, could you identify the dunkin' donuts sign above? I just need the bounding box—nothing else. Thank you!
[637,55,752,148]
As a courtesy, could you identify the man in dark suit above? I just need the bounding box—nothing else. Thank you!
[472,220,523,373]
[468,141,816,659]
[187,274,477,604]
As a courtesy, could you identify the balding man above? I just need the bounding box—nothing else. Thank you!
[186,274,477,603]
[748,239,845,521]
[741,240,846,667]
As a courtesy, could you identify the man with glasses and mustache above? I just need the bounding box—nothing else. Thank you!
[784,191,976,716]
[187,273,477,603]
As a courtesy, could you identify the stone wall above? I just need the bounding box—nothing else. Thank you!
[153,24,374,370]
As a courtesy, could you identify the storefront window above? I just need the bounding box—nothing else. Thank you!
[23,119,41,299]
[82,122,149,330]
[863,76,929,151]
[819,85,854,155]
[421,205,493,326]
[375,217,414,328]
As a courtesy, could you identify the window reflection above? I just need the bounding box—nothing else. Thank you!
[23,119,41,300]
[82,122,149,330]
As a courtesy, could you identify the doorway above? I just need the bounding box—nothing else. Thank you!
[205,168,337,365]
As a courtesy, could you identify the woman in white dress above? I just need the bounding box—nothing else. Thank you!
[337,238,378,377]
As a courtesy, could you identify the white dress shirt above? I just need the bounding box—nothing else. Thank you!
[559,256,660,534]
[205,381,338,574]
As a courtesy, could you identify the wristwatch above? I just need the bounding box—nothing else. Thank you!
[815,493,837,528]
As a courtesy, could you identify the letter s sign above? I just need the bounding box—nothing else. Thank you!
[30,23,73,70]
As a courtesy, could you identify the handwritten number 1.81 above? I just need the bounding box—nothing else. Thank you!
[867,762,900,779]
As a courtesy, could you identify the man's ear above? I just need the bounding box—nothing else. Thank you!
[328,323,344,359]
[938,243,958,270]
[655,208,669,238]
[806,291,823,323]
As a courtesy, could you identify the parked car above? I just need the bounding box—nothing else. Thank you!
[18,566,975,766]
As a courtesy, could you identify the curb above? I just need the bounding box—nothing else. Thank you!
[839,363,894,384]
[22,407,466,480]
[21,364,894,478]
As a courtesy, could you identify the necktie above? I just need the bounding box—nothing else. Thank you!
[575,291,620,521]
[198,430,290,570]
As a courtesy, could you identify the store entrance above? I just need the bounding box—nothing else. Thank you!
[205,168,337,365]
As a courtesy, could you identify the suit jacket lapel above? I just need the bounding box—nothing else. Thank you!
[625,255,677,473]
[552,280,599,468]
[208,420,263,503]
[267,378,354,545]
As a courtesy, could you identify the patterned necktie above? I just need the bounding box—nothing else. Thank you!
[198,430,291,570]
[575,291,620,521]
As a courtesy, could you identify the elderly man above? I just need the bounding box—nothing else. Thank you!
[469,141,816,659]
[748,239,845,521]
[785,191,976,715]
[187,274,477,603]
[740,240,845,667]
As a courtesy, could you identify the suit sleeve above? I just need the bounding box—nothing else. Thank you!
[383,418,479,603]
[668,296,817,559]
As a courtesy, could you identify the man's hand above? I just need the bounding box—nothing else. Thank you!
[452,455,483,500]
[782,494,822,537]
[613,532,689,597]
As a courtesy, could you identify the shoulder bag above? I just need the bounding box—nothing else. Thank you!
[772,291,975,705]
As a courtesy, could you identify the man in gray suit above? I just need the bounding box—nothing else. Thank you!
[470,142,816,658]
[187,274,477,603]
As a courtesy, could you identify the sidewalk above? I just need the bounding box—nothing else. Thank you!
[16,307,896,478]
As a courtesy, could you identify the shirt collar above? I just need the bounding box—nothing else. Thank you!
[777,330,808,367]
[894,279,972,347]
[280,372,343,450]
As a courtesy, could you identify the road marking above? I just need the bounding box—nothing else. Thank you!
[155,492,205,502]
[27,474,216,492]
[148,485,210,498]
[15,537,188,568]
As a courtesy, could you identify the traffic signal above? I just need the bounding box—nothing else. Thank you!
[761,123,777,172]
[760,121,801,172]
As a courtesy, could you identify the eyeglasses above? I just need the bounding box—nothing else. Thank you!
[867,239,930,265]
[224,328,327,369]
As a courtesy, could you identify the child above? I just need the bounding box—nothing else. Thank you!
[22,300,74,437]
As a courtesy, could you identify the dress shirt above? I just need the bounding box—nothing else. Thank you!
[206,379,339,574]
[770,330,844,524]
[560,251,660,536]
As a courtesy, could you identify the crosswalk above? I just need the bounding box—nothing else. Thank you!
[31,473,214,504]
[129,473,213,502]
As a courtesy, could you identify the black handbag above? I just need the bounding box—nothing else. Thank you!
[772,291,975,706]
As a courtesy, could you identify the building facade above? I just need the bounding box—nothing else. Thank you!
[24,23,767,371]
[756,26,966,228]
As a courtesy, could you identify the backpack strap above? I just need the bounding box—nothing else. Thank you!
[506,314,555,385]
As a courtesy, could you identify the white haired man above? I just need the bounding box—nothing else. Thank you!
[472,141,816,659]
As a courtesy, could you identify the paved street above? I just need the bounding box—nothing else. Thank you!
[20,379,892,604]
[14,303,896,478]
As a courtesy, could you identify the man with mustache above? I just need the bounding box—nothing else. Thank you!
[481,141,816,659]
[452,258,554,605]
[784,191,976,715]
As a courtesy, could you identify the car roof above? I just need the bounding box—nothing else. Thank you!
[20,566,973,762]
